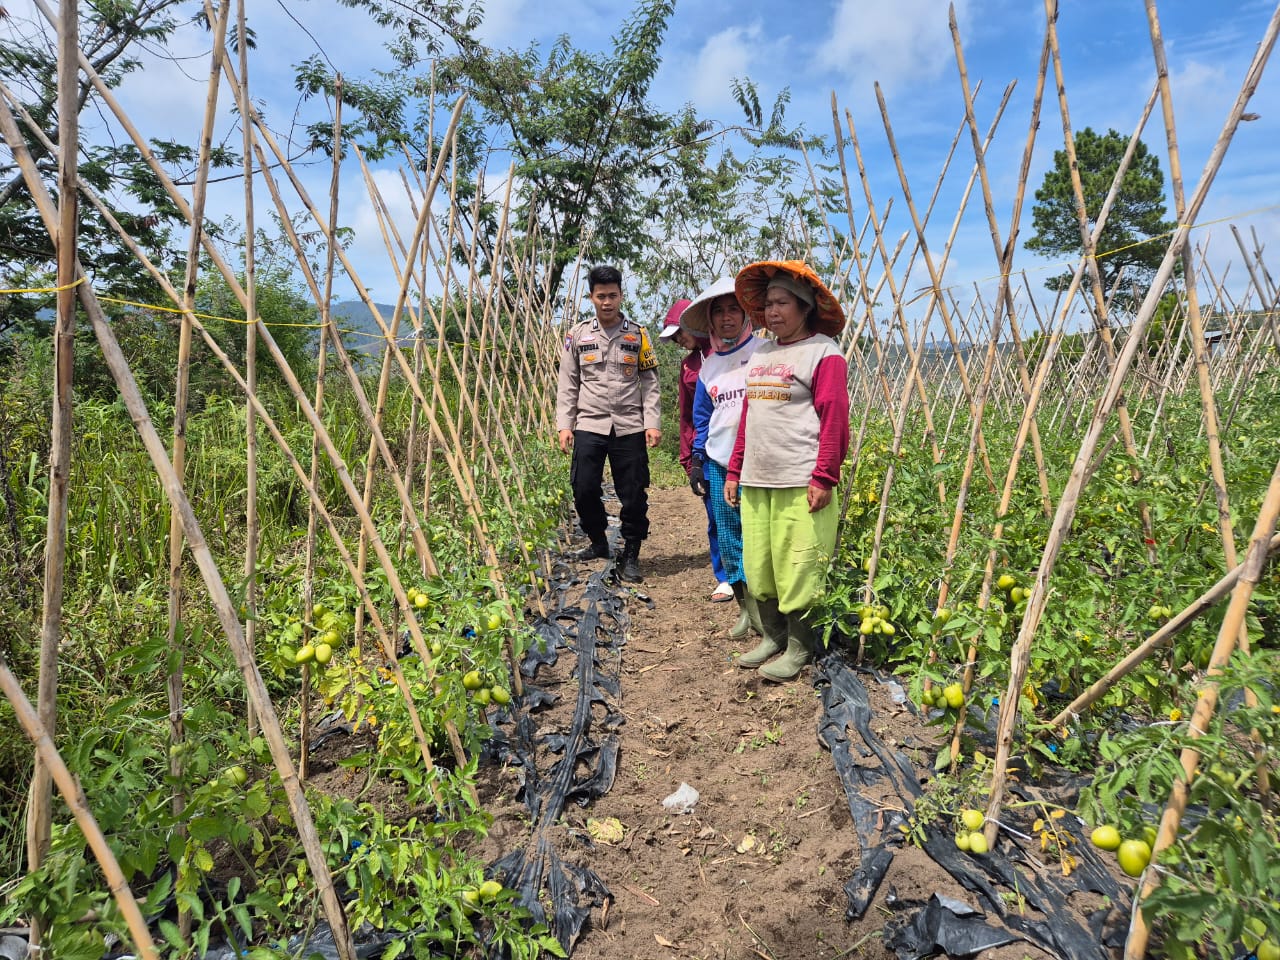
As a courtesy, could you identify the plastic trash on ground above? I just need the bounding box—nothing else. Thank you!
[661,782,700,814]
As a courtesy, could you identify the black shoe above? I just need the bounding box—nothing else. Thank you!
[617,541,643,582]
[575,539,611,561]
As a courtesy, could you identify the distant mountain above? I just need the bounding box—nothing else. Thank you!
[329,300,401,359]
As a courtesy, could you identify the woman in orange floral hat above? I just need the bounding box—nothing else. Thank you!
[723,261,850,681]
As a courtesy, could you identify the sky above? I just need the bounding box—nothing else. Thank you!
[5,0,1279,332]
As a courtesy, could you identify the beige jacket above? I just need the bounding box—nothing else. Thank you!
[556,315,661,436]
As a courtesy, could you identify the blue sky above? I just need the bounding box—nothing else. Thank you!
[6,0,1278,326]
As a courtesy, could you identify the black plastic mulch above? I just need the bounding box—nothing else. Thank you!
[488,564,628,953]
[816,652,1129,960]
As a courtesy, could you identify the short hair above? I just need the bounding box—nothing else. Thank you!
[588,265,623,290]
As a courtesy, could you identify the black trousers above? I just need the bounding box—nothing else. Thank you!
[571,429,650,544]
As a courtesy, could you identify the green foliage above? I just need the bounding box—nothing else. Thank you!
[1078,652,1280,959]
[1025,127,1176,311]
[825,373,1280,957]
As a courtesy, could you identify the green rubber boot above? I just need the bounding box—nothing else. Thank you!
[759,612,818,683]
[727,581,757,639]
[737,596,787,668]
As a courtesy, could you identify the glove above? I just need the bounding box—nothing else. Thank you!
[689,454,709,498]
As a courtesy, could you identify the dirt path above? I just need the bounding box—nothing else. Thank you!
[474,485,1073,960]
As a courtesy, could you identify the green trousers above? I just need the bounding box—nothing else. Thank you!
[740,486,838,615]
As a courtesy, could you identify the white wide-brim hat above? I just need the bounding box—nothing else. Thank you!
[679,276,739,335]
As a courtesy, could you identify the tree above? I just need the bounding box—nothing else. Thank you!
[628,83,832,320]
[306,0,838,319]
[1025,127,1175,312]
[299,0,697,310]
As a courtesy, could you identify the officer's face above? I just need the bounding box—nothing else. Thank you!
[709,295,745,341]
[589,284,623,325]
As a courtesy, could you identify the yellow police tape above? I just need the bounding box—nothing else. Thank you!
[0,276,86,295]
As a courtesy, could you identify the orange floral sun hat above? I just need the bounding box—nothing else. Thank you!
[734,260,846,338]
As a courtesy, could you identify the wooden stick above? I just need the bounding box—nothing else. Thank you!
[1042,0,1159,562]
[169,4,230,943]
[950,11,1054,517]
[4,71,445,809]
[4,110,359,952]
[1049,532,1280,729]
[301,77,344,781]
[237,0,260,741]
[873,82,1000,494]
[1144,1,1265,790]
[25,0,80,947]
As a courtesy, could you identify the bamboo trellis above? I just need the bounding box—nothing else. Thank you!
[3,3,1279,960]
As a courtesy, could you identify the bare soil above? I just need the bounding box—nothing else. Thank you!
[468,486,1112,960]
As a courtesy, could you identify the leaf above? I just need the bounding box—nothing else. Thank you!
[188,816,225,842]
[194,847,214,873]
[145,871,173,913]
[934,745,952,771]
[243,789,270,819]
[655,934,679,948]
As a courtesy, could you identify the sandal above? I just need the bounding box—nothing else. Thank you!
[710,582,734,602]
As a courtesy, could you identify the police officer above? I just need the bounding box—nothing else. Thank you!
[556,265,661,581]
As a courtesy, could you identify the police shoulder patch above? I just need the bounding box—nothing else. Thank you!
[638,329,658,371]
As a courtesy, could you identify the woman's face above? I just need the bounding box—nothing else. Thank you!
[764,286,809,342]
[673,328,700,351]
[709,294,746,342]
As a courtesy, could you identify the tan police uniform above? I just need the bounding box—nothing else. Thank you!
[556,315,661,435]
[555,314,661,549]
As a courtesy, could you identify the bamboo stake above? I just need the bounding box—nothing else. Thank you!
[1145,0,1268,798]
[851,88,1013,597]
[346,130,452,652]
[1,657,159,960]
[302,78,344,781]
[242,106,519,604]
[982,4,1280,847]
[39,2,473,794]
[836,93,962,507]
[873,83,1000,494]
[237,0,260,741]
[240,130,483,777]
[394,178,549,642]
[25,0,79,948]
[950,9,1054,516]
[1124,457,1280,960]
[1043,0,1159,562]
[945,60,1155,719]
[163,1,232,946]
[0,97,358,956]
[1145,0,1247,619]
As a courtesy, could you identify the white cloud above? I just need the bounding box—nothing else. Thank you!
[688,24,764,113]
[817,0,972,93]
